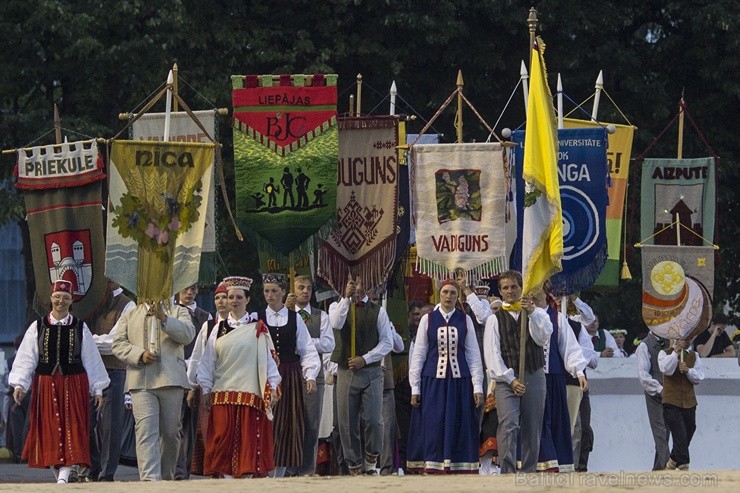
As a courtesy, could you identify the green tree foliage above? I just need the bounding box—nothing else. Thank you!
[0,0,737,329]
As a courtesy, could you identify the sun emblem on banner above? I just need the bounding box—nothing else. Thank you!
[650,261,685,296]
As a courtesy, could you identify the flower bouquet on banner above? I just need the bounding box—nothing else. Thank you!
[106,140,213,303]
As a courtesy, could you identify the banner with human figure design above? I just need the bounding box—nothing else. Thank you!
[15,139,108,320]
[641,244,714,341]
[232,73,338,256]
[411,142,508,283]
[105,140,214,302]
[131,110,218,285]
[511,127,609,295]
[317,116,400,292]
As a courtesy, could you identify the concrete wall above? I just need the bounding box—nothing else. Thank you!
[586,357,740,471]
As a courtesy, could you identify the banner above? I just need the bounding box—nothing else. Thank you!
[641,244,713,340]
[521,38,562,296]
[512,128,609,295]
[317,116,399,292]
[232,73,338,256]
[640,157,715,246]
[105,140,214,301]
[15,140,108,320]
[132,110,218,285]
[412,142,508,282]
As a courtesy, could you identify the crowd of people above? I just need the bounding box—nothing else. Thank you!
[4,268,730,482]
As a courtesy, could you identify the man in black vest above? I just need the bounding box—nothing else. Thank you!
[482,270,553,473]
[636,332,671,470]
[329,277,393,475]
[174,284,211,479]
[285,275,335,476]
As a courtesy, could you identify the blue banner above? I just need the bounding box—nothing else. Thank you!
[511,127,609,295]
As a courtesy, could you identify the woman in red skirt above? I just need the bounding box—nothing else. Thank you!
[197,276,281,478]
[9,280,109,484]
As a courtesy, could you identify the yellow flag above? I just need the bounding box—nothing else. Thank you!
[521,37,563,295]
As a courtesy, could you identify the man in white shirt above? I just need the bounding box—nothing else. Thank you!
[636,332,671,470]
[329,277,393,475]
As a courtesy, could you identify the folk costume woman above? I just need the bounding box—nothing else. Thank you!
[9,280,109,484]
[256,273,321,477]
[198,276,281,478]
[407,279,484,474]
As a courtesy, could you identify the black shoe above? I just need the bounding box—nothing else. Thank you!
[98,476,114,482]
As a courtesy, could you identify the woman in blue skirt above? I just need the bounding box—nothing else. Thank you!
[407,279,484,473]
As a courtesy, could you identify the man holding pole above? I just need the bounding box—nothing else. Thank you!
[329,276,393,475]
[482,271,552,473]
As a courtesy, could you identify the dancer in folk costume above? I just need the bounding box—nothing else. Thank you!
[198,276,282,478]
[536,288,588,472]
[187,281,229,476]
[407,279,485,474]
[9,280,110,484]
[256,273,321,477]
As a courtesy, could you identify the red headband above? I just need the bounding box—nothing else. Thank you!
[440,279,458,290]
[214,282,228,296]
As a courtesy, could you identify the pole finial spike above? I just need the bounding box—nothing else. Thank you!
[456,70,463,87]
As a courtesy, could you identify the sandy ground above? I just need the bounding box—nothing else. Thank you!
[0,466,737,492]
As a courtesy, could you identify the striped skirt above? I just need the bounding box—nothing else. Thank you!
[273,360,305,468]
[23,372,91,468]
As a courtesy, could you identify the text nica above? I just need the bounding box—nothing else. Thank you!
[652,166,708,180]
[258,94,311,105]
[431,235,489,252]
[337,156,397,186]
[136,150,194,167]
[25,154,95,176]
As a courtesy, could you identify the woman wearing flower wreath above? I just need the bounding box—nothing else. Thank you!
[9,280,110,484]
[198,276,282,478]
[407,279,485,474]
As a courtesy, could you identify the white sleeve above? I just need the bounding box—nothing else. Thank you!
[296,317,321,381]
[328,298,351,330]
[528,307,554,347]
[81,323,110,396]
[636,343,663,395]
[483,314,515,384]
[570,297,595,326]
[187,322,210,388]
[314,311,335,354]
[578,327,599,368]
[605,331,625,357]
[408,314,429,395]
[464,315,484,394]
[8,322,40,393]
[465,292,491,324]
[362,307,393,365]
[558,313,587,378]
[391,325,405,353]
[658,350,678,376]
[197,333,217,394]
[687,354,704,385]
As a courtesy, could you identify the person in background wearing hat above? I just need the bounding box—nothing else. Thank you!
[112,294,195,481]
[9,280,110,484]
[636,331,671,471]
[198,276,282,478]
[482,271,553,474]
[256,273,320,478]
[187,282,229,476]
[284,274,335,476]
[81,279,135,482]
[330,276,393,475]
[407,279,484,474]
[693,313,736,358]
[609,329,629,357]
[174,284,212,480]
[659,337,704,470]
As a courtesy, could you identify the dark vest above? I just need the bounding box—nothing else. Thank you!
[421,309,471,379]
[644,333,664,385]
[36,316,85,375]
[89,292,132,370]
[206,318,218,339]
[662,349,697,408]
[259,309,300,364]
[495,309,545,375]
[592,328,607,352]
[331,301,381,369]
[182,305,211,359]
